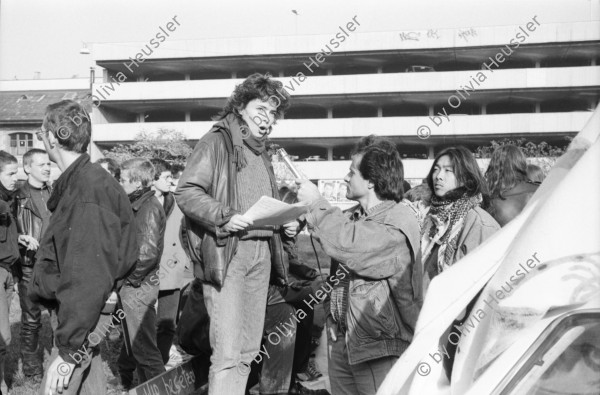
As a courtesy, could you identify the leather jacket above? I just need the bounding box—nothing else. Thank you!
[16,182,51,267]
[126,189,166,287]
[175,118,287,288]
[487,181,538,227]
[309,200,423,364]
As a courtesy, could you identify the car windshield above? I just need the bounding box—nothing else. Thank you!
[502,314,600,395]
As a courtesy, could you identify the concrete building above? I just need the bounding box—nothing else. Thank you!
[0,79,99,178]
[14,18,600,183]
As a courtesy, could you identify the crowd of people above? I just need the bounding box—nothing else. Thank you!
[0,73,548,395]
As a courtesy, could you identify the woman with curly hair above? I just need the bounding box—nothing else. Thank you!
[421,146,500,295]
[485,145,539,227]
[175,73,299,394]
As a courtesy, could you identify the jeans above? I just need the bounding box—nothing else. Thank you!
[156,289,180,364]
[203,239,271,395]
[329,336,398,395]
[38,312,111,395]
[118,281,165,388]
[18,265,45,376]
[0,266,14,391]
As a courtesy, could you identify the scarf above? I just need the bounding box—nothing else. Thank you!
[0,181,16,203]
[421,187,482,272]
[243,130,268,156]
[211,112,267,171]
[128,186,152,203]
[210,112,278,197]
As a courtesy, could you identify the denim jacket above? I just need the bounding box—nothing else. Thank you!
[306,199,422,364]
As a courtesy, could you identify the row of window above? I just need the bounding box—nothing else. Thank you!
[130,99,594,123]
[110,57,597,82]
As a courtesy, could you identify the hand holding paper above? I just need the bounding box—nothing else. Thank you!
[244,196,309,227]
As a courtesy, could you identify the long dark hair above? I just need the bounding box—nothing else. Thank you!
[427,146,488,199]
[485,145,528,199]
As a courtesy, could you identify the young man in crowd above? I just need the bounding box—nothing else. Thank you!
[30,100,138,395]
[118,158,166,389]
[150,158,193,366]
[175,73,297,394]
[296,136,422,395]
[0,151,19,395]
[15,148,52,382]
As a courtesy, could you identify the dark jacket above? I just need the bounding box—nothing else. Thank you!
[126,189,166,287]
[0,190,19,270]
[309,199,422,364]
[175,118,287,288]
[16,182,51,267]
[29,154,138,364]
[487,181,538,227]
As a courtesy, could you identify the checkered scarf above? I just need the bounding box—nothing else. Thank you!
[421,189,482,272]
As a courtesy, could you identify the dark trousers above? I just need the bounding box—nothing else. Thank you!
[0,266,14,392]
[18,266,44,376]
[251,302,314,394]
[156,289,180,364]
[118,282,165,388]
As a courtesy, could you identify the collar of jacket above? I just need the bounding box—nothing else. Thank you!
[349,200,396,221]
[17,182,52,215]
[130,188,157,212]
[163,192,175,218]
[46,154,89,212]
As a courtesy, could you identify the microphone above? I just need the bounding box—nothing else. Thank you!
[277,148,302,179]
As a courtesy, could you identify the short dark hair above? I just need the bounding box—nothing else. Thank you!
[427,146,487,198]
[121,158,155,187]
[0,150,17,173]
[170,163,185,178]
[352,135,405,202]
[150,158,171,181]
[485,145,529,199]
[217,73,290,121]
[44,100,90,153]
[96,157,121,180]
[23,148,48,167]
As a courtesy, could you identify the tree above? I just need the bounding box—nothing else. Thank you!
[103,128,193,165]
[475,137,572,174]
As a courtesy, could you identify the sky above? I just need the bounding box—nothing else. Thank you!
[0,0,598,80]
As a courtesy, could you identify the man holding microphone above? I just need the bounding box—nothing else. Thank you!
[295,136,422,395]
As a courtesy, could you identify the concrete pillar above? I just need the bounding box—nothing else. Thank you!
[535,103,541,113]
[185,111,191,122]
[184,73,191,81]
[428,146,435,159]
[376,67,383,74]
[327,147,334,161]
[102,69,109,83]
[327,108,333,119]
[377,107,383,117]
[327,69,333,76]
[535,61,541,68]
[481,104,487,115]
[231,71,237,79]
[279,71,284,77]
[591,58,597,66]
[428,106,434,116]
[138,113,145,123]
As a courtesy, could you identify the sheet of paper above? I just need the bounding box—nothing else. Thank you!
[244,196,310,227]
